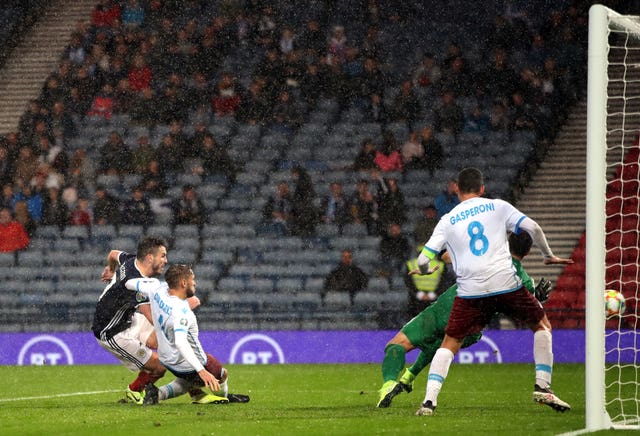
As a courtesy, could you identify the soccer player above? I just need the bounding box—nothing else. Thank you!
[377,231,551,408]
[91,236,170,405]
[412,167,573,416]
[125,264,250,405]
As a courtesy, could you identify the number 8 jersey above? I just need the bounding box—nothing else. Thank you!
[421,197,526,298]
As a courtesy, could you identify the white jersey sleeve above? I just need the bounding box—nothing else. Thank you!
[423,197,526,298]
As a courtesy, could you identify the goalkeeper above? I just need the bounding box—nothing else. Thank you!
[377,231,552,408]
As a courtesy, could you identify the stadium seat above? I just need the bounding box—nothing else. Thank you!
[0,252,16,267]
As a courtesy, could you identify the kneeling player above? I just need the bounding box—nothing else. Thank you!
[377,232,552,408]
[126,264,249,405]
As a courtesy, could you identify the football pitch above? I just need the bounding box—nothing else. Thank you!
[0,363,615,435]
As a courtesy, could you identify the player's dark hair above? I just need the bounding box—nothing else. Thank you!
[509,231,533,259]
[165,264,194,288]
[457,167,484,194]
[136,236,167,259]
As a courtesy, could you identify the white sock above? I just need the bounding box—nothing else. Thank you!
[533,330,553,389]
[211,368,229,397]
[159,378,190,401]
[423,348,454,406]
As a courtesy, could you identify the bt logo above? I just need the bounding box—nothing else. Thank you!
[455,336,502,364]
[229,334,285,364]
[17,335,74,365]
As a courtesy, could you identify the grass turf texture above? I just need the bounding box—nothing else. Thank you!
[0,363,620,435]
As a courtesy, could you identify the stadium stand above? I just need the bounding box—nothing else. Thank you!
[0,0,591,332]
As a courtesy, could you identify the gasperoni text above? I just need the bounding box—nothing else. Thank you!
[449,202,495,225]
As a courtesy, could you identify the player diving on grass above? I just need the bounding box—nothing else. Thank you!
[125,264,249,405]
[377,231,552,408]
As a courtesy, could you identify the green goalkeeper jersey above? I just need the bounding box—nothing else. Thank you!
[401,258,534,352]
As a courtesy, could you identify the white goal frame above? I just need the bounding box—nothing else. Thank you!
[586,4,640,433]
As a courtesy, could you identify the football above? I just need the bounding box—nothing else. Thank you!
[604,290,626,316]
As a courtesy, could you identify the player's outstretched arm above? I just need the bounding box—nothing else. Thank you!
[543,255,574,265]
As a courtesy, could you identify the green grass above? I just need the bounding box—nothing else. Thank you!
[0,363,618,435]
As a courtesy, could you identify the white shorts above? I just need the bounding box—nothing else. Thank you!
[97,313,154,372]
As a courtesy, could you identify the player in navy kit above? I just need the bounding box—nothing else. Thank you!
[91,236,169,404]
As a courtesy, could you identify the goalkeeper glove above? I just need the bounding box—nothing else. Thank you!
[534,278,552,304]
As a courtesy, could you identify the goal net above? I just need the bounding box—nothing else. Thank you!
[587,4,640,432]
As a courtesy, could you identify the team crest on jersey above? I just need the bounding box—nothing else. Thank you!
[180,318,188,326]
[137,348,146,358]
[135,292,147,303]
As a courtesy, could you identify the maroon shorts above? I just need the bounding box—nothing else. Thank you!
[445,287,545,339]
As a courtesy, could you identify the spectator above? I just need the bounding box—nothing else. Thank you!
[271,89,304,134]
[509,91,537,132]
[412,52,441,90]
[99,131,132,175]
[353,138,378,172]
[12,183,43,223]
[13,200,36,237]
[434,178,459,219]
[212,72,243,118]
[298,19,325,58]
[236,78,270,125]
[171,184,206,228]
[87,83,115,120]
[413,204,438,251]
[420,126,444,175]
[490,99,510,131]
[290,165,318,237]
[121,186,154,227]
[36,136,69,178]
[194,134,237,182]
[320,182,352,228]
[261,181,294,235]
[69,148,96,187]
[130,87,159,126]
[401,130,425,171]
[364,93,388,124]
[48,101,76,141]
[0,146,13,187]
[41,186,70,229]
[92,186,121,225]
[131,135,155,173]
[378,222,411,278]
[69,197,92,227]
[91,0,121,28]
[323,249,369,305]
[1,183,13,211]
[464,106,491,134]
[299,62,324,108]
[374,133,403,173]
[438,56,472,97]
[13,146,40,186]
[155,134,184,184]
[327,25,348,66]
[121,0,145,28]
[140,159,168,198]
[0,207,30,252]
[375,174,406,232]
[390,79,421,124]
[128,54,152,92]
[350,178,378,236]
[433,90,465,134]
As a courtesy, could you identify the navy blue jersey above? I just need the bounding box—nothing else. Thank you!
[91,252,150,340]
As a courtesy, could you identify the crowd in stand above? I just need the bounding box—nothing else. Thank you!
[0,0,589,292]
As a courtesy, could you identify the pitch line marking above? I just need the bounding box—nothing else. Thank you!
[0,389,121,403]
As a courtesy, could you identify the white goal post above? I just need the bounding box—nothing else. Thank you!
[586,4,640,432]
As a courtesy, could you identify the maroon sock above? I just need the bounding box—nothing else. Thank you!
[129,371,153,392]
